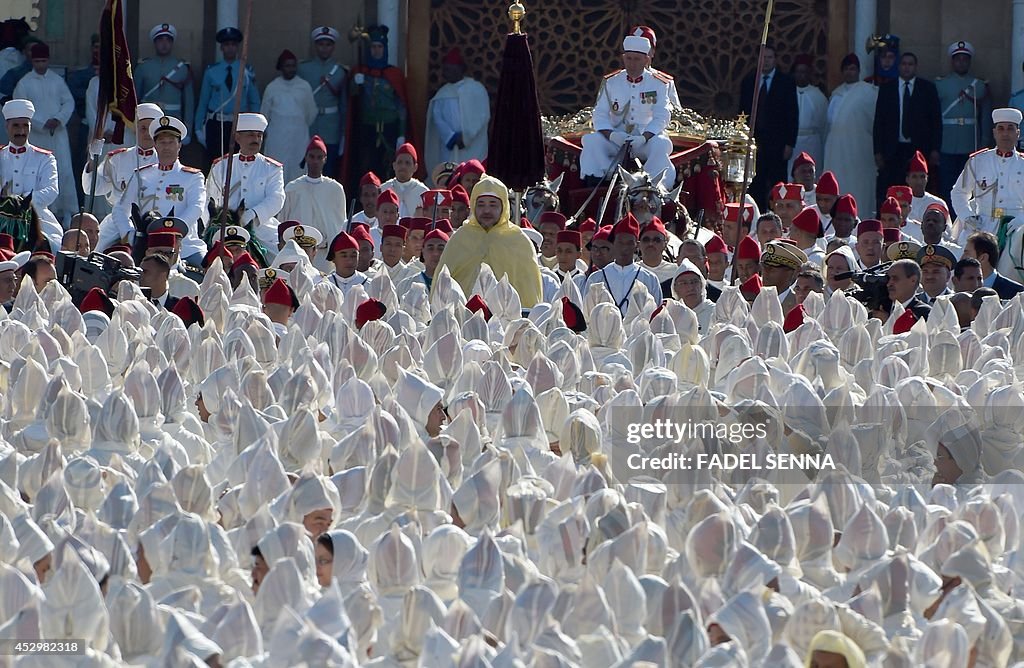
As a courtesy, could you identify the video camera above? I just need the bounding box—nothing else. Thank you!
[833,262,893,313]
[55,250,143,306]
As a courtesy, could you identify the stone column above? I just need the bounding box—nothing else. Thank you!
[1014,0,1024,94]
[852,0,877,79]
[378,0,401,66]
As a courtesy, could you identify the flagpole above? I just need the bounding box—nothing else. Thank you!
[732,0,775,285]
[218,0,254,251]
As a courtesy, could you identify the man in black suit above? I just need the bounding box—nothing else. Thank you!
[140,253,180,311]
[873,53,942,208]
[886,259,932,319]
[964,231,1024,300]
[740,45,798,210]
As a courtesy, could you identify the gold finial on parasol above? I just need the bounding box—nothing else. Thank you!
[508,2,526,34]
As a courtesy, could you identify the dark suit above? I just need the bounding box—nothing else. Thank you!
[992,273,1024,300]
[904,296,932,320]
[873,77,942,206]
[740,69,798,210]
[156,295,180,312]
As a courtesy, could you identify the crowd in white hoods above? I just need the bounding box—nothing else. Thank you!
[5,236,1024,667]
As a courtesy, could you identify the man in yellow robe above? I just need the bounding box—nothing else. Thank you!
[433,174,543,307]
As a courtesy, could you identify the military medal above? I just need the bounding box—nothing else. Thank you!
[612,101,619,113]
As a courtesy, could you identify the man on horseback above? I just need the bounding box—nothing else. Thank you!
[108,115,207,267]
[205,113,284,262]
[0,99,63,251]
[579,32,675,189]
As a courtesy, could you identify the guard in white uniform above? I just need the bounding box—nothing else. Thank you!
[951,108,1024,245]
[206,113,285,260]
[0,99,64,251]
[580,33,675,186]
[83,103,162,225]
[108,115,207,265]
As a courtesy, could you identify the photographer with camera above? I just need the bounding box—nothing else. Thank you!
[106,115,206,266]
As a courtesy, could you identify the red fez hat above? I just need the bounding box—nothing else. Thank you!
[783,304,806,333]
[360,171,382,188]
[442,48,464,66]
[230,251,259,273]
[739,273,763,299]
[630,26,657,47]
[421,189,452,209]
[704,233,728,255]
[306,134,327,155]
[589,226,613,245]
[406,218,431,233]
[723,203,755,225]
[650,302,666,322]
[0,234,14,253]
[395,142,418,162]
[793,53,814,67]
[612,212,640,239]
[556,230,582,249]
[276,49,297,69]
[640,218,668,238]
[880,196,902,217]
[519,217,533,229]
[450,184,470,205]
[857,219,883,235]
[841,52,860,69]
[882,228,901,243]
[771,182,804,202]
[277,220,300,243]
[171,296,205,328]
[377,189,400,208]
[78,287,114,317]
[893,309,917,335]
[792,208,824,238]
[538,211,568,230]
[381,224,407,241]
[263,278,298,309]
[561,296,587,333]
[350,224,374,248]
[907,150,929,174]
[435,219,454,234]
[737,235,761,261]
[886,186,913,205]
[29,42,49,59]
[423,229,450,244]
[107,244,132,255]
[329,231,359,257]
[816,171,840,196]
[148,232,179,249]
[578,217,598,233]
[834,194,858,218]
[466,294,492,321]
[925,202,949,219]
[202,241,232,269]
[461,159,485,175]
[31,250,54,262]
[792,151,815,171]
[355,298,388,328]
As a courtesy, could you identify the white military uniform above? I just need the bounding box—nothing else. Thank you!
[950,147,1024,243]
[580,61,675,185]
[0,142,63,250]
[108,161,207,260]
[206,152,285,257]
[83,145,158,207]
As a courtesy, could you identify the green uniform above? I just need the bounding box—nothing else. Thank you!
[297,58,346,146]
[134,55,195,132]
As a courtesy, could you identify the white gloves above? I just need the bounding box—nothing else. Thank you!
[630,134,648,149]
[608,131,629,147]
[396,136,406,149]
[89,139,105,157]
[354,73,365,85]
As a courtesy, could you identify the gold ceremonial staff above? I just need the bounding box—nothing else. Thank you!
[732,0,776,285]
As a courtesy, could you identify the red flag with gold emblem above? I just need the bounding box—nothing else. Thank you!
[96,0,137,144]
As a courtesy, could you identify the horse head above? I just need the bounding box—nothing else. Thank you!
[524,172,564,224]
[618,167,673,224]
[0,190,37,252]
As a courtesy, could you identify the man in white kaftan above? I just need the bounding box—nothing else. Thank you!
[823,53,878,218]
[261,50,318,183]
[281,135,347,273]
[424,48,490,182]
[13,42,76,224]
[788,55,828,176]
